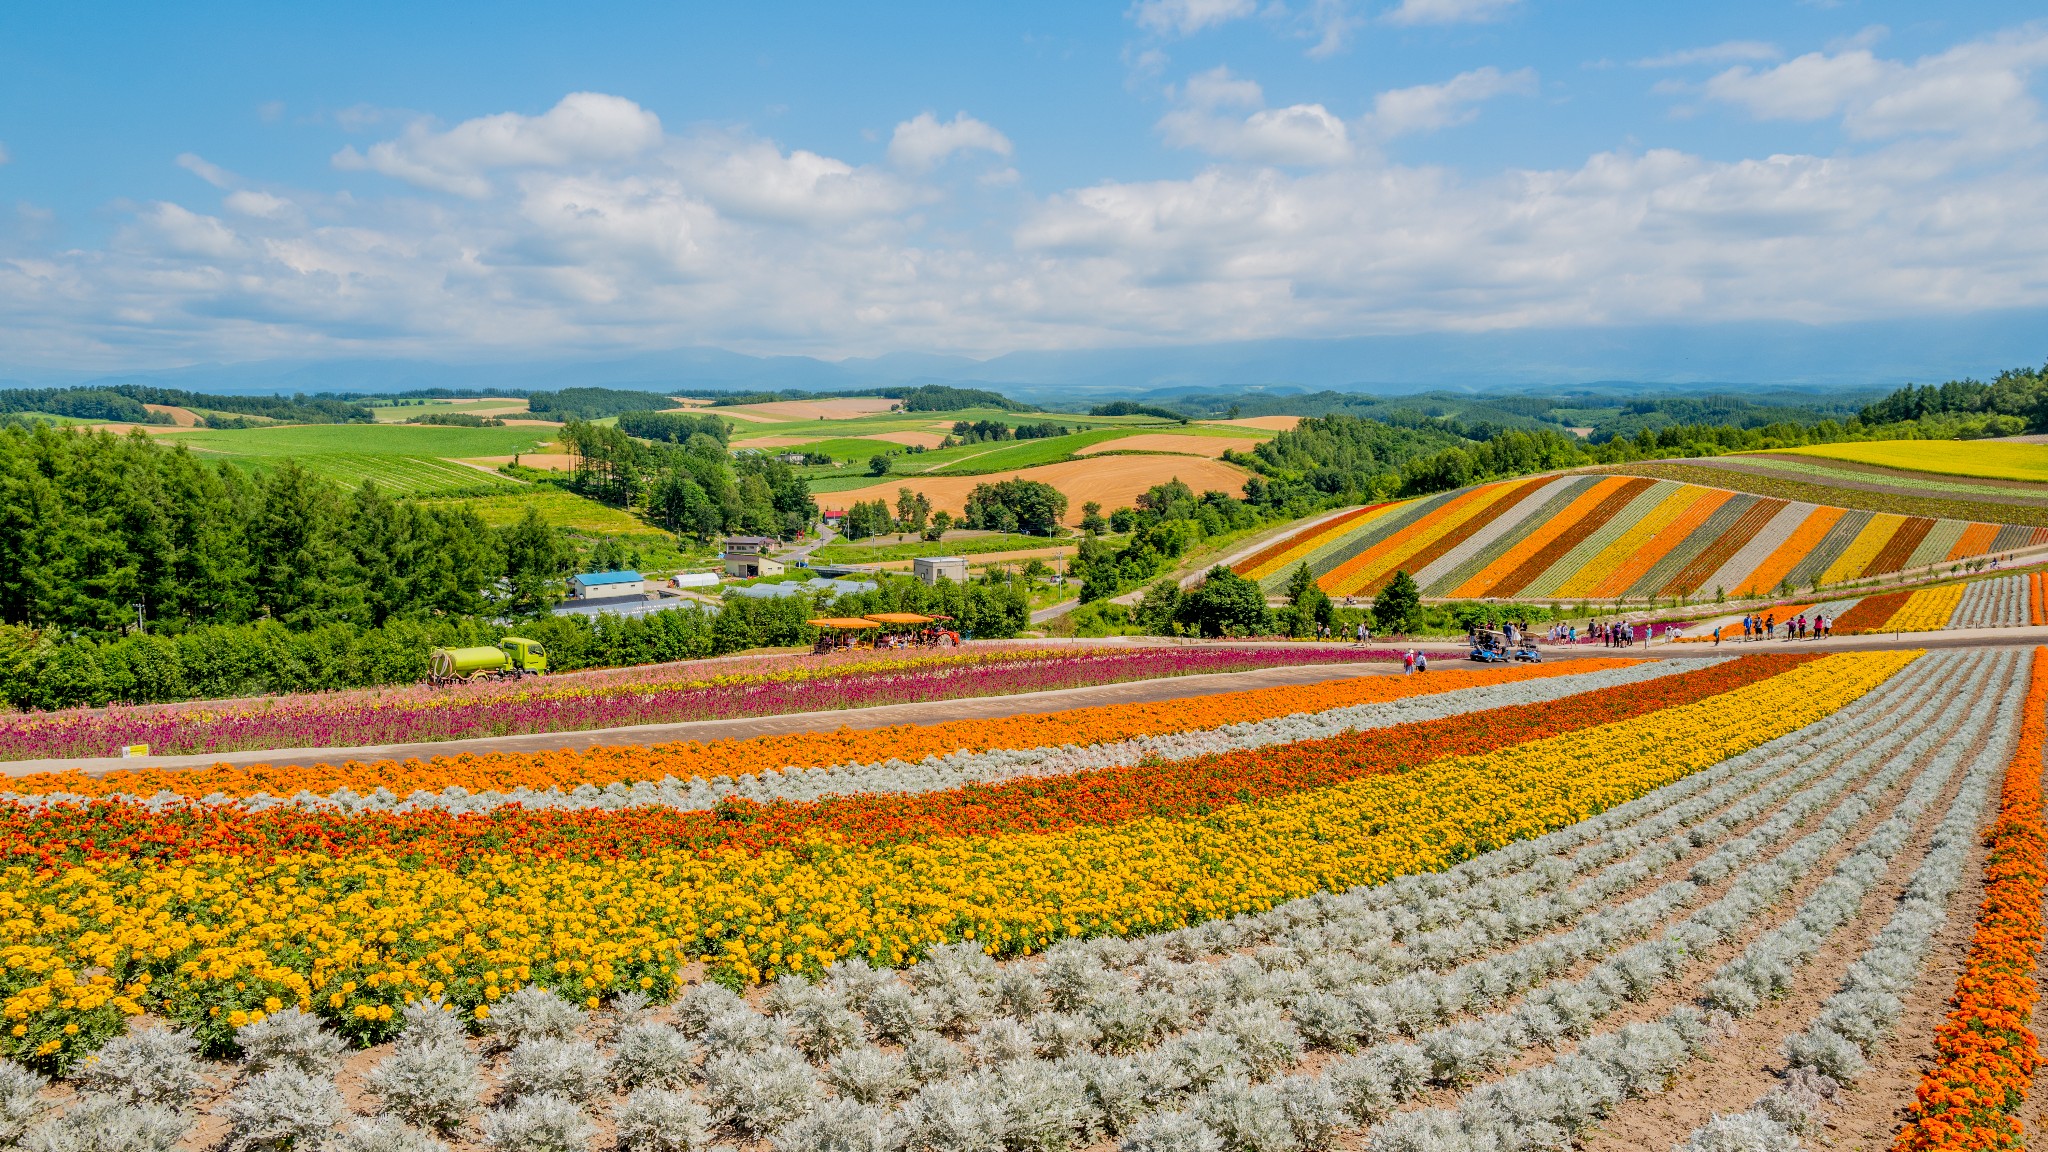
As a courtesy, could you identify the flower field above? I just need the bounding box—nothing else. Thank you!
[1,644,2043,1152]
[1809,572,2036,635]
[0,644,1374,763]
[1241,474,2048,598]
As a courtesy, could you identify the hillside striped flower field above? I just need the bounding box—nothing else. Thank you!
[0,645,2040,1152]
[1239,475,2048,599]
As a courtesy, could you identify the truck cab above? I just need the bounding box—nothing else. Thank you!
[500,636,548,675]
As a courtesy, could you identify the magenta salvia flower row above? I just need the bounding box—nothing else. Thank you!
[0,644,1378,761]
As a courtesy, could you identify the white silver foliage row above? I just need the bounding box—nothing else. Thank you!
[216,1064,346,1151]
[2,658,1708,816]
[368,1038,482,1133]
[1950,574,2028,629]
[1673,649,2020,1152]
[233,1005,347,1078]
[1364,651,2017,1152]
[614,1087,713,1152]
[70,1026,204,1106]
[15,1093,188,1152]
[0,1060,46,1143]
[485,986,588,1051]
[332,1116,455,1152]
[480,1092,596,1152]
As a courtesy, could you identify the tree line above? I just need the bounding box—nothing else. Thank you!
[555,420,816,541]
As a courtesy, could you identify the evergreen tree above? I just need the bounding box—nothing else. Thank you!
[500,506,570,615]
[1372,569,1422,635]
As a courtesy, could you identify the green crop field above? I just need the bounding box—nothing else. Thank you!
[157,422,557,495]
[745,437,909,461]
[812,532,1067,563]
[169,422,559,458]
[422,488,652,533]
[924,428,1134,473]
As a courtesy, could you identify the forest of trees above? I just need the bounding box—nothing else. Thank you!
[556,419,816,540]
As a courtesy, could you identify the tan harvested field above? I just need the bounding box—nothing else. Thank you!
[716,435,816,448]
[668,396,716,407]
[827,455,1250,524]
[1207,415,1300,431]
[143,403,199,426]
[871,429,950,448]
[716,408,779,423]
[1076,433,1260,458]
[722,397,900,421]
[462,452,577,471]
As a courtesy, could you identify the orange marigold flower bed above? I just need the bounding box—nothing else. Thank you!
[1894,645,2048,1152]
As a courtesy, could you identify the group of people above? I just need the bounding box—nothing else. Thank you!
[1401,648,1430,674]
[1584,619,1648,648]
[1303,621,1378,644]
[1722,611,1832,644]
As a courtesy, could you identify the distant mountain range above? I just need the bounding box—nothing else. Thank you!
[4,311,2041,402]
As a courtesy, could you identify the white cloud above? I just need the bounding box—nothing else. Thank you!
[177,153,236,188]
[1702,29,2048,150]
[1633,41,1782,69]
[1301,0,1365,58]
[1383,0,1521,28]
[1159,68,1352,165]
[333,92,662,197]
[1367,66,1538,138]
[136,203,243,259]
[886,112,1013,173]
[1130,0,1257,37]
[9,34,2048,370]
[224,190,293,219]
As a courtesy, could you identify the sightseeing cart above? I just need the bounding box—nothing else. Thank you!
[810,617,882,653]
[861,613,962,648]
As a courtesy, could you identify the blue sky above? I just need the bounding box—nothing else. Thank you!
[2,1,2045,370]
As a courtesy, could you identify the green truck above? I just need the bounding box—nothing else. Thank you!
[427,637,549,685]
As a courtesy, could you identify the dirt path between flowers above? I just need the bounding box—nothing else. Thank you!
[7,656,1573,779]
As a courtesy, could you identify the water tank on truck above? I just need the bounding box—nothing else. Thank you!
[427,636,548,685]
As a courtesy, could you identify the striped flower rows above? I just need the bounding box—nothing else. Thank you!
[1825,573,2036,635]
[1243,475,2048,599]
[10,659,1699,817]
[0,651,1891,1077]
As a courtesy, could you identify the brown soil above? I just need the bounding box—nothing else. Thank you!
[143,403,200,426]
[827,456,1252,526]
[1206,416,1301,431]
[1075,433,1262,459]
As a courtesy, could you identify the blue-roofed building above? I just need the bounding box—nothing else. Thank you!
[568,570,646,599]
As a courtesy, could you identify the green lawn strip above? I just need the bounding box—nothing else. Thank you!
[813,533,1069,563]
[926,428,1138,474]
[172,422,560,458]
[1596,462,2048,528]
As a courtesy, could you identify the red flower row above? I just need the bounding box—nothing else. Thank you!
[1894,645,2048,1152]
[0,654,1822,869]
